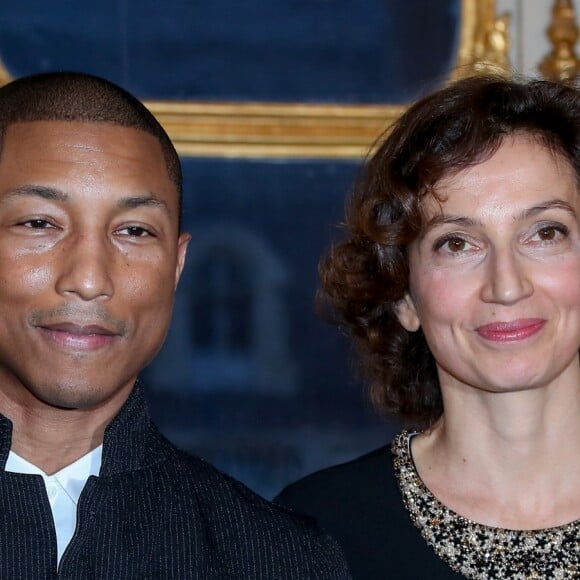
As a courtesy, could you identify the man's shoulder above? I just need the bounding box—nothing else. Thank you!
[165,443,334,531]
[144,439,352,578]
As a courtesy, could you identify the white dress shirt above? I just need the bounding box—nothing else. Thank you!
[5,446,102,565]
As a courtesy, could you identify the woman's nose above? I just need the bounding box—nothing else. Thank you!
[479,248,534,305]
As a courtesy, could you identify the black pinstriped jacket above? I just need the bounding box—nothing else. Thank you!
[0,385,350,579]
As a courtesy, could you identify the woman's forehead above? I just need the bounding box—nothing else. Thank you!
[422,135,577,217]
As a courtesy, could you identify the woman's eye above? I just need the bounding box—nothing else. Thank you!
[434,235,473,254]
[533,225,567,242]
[445,238,467,252]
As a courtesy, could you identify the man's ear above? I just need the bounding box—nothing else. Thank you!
[174,232,191,290]
[395,293,420,332]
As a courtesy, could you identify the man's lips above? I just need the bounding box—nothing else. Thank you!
[37,322,120,350]
[476,319,546,342]
[42,322,117,335]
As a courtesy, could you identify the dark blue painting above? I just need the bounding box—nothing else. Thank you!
[1,0,460,103]
[146,157,393,496]
[0,0,462,497]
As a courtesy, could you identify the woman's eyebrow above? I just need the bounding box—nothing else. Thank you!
[425,214,479,230]
[416,214,479,241]
[516,199,577,221]
[423,199,577,234]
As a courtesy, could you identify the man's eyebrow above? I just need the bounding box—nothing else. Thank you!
[117,195,170,215]
[2,188,171,217]
[3,185,69,202]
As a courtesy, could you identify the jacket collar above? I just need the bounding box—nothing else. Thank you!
[100,382,170,476]
[0,382,170,476]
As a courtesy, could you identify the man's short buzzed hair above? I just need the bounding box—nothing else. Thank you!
[0,71,182,207]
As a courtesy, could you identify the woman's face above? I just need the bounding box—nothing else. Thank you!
[397,135,580,394]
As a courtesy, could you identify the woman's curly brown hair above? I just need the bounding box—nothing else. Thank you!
[319,75,580,429]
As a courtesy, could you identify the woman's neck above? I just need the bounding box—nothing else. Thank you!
[411,373,580,529]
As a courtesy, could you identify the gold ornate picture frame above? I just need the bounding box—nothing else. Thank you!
[0,0,507,159]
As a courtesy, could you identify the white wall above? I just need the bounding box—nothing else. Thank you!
[496,0,579,76]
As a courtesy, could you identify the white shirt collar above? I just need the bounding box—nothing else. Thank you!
[5,446,102,564]
[5,445,102,504]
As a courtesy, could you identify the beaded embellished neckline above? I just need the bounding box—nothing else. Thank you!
[391,431,580,579]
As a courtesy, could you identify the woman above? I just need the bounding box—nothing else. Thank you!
[276,75,580,579]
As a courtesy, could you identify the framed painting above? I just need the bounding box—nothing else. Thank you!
[0,0,508,159]
[0,0,508,497]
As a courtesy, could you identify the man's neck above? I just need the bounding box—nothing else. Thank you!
[11,421,105,475]
[0,389,130,475]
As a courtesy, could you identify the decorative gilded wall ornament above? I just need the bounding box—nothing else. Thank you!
[146,0,510,159]
[453,0,511,78]
[476,13,511,74]
[0,0,508,159]
[0,60,10,86]
[538,0,580,82]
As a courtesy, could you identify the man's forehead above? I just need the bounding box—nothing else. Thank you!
[0,122,179,206]
[3,119,159,143]
[1,121,168,175]
[0,119,181,229]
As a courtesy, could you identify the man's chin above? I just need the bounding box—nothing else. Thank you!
[28,381,132,412]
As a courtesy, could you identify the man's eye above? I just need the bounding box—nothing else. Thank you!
[22,219,53,228]
[120,226,152,237]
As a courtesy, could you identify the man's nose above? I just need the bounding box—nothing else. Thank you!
[54,233,114,301]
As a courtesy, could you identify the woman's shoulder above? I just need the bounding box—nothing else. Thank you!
[275,436,462,579]
[276,445,395,510]
[275,440,415,541]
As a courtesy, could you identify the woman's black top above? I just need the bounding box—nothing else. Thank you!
[276,445,463,579]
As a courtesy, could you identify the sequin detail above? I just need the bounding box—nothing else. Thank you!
[392,431,580,579]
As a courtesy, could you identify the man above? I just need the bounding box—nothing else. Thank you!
[0,72,349,579]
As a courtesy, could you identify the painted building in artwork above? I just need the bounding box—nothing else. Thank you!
[0,0,567,497]
[144,156,391,496]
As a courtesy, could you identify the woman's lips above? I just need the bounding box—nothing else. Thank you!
[476,319,546,342]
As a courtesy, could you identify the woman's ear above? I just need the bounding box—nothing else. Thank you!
[395,293,420,332]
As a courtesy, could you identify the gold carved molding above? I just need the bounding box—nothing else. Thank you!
[0,59,10,86]
[0,0,507,159]
[538,0,580,82]
[147,0,508,159]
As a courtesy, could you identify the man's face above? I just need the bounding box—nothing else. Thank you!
[0,121,189,412]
